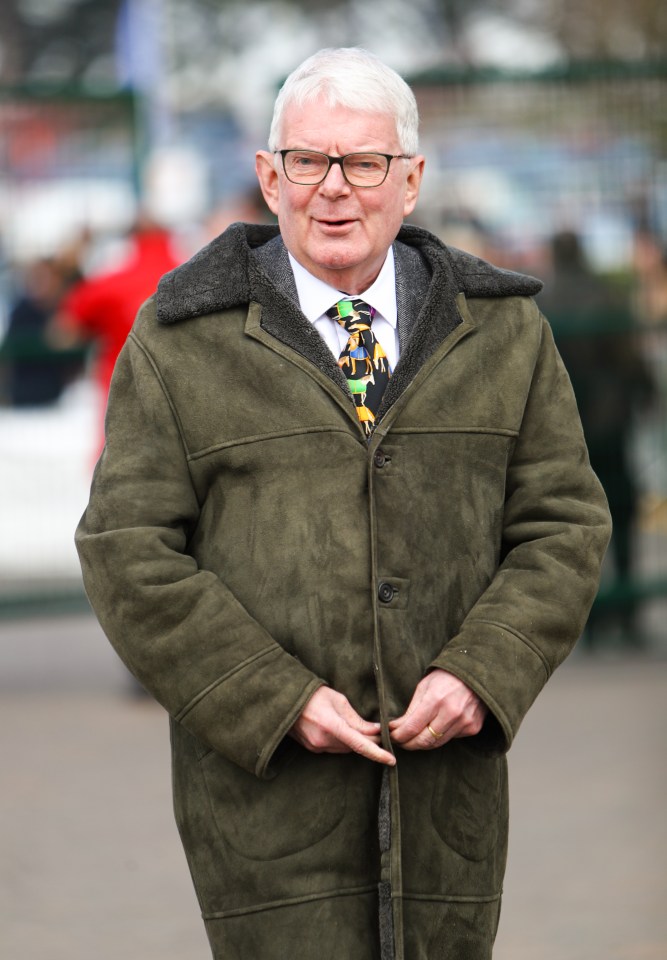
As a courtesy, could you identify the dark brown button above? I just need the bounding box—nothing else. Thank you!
[378,582,395,603]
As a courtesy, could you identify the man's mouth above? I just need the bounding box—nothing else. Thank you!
[317,217,355,228]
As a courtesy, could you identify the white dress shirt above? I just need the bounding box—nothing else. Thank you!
[288,248,399,372]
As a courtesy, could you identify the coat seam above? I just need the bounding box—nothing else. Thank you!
[175,644,279,722]
[389,426,519,437]
[186,425,360,461]
[128,331,192,458]
[468,617,552,676]
[401,892,501,904]
[202,884,377,919]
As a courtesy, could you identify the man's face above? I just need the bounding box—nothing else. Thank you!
[256,98,424,294]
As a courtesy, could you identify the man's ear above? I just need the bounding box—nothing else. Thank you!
[403,155,425,218]
[255,151,281,216]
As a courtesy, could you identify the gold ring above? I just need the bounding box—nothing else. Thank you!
[427,723,443,740]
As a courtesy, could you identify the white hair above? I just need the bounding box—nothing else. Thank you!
[267,47,420,156]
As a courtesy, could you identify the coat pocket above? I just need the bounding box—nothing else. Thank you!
[430,742,503,862]
[200,745,347,861]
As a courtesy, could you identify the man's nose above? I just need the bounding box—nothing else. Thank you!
[318,159,351,195]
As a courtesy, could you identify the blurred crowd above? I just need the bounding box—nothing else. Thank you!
[0,185,273,443]
[2,196,667,648]
[538,228,661,646]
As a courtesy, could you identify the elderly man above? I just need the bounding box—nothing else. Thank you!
[76,48,611,960]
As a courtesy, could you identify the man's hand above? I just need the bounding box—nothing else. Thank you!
[389,669,487,750]
[289,687,396,766]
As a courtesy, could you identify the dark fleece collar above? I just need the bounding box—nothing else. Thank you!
[155,221,543,429]
[156,222,542,326]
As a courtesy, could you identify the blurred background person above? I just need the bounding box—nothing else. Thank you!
[49,214,182,455]
[0,255,83,408]
[631,225,667,534]
[539,229,656,646]
[0,254,84,407]
[633,225,667,328]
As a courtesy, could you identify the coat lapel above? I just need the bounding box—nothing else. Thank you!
[395,238,432,349]
[375,236,463,421]
[249,236,350,395]
[157,220,542,439]
[250,233,465,426]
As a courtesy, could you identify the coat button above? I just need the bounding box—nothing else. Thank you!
[378,582,395,603]
[373,450,389,468]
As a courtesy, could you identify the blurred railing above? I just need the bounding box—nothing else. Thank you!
[2,64,667,650]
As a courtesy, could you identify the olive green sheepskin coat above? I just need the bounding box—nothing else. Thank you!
[76,223,611,960]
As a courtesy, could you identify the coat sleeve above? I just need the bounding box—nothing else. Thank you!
[429,313,612,754]
[75,327,325,779]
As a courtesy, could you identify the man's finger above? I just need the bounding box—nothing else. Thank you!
[397,717,457,751]
[290,687,394,763]
[337,703,382,738]
[388,709,431,743]
[332,711,395,765]
[342,729,396,765]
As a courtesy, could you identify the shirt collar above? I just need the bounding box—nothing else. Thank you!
[288,246,397,329]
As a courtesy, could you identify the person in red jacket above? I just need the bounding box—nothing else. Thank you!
[52,216,181,452]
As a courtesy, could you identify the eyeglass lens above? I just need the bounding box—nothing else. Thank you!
[283,151,389,186]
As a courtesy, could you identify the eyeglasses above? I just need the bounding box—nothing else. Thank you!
[275,150,412,188]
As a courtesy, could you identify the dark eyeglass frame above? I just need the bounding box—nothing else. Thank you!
[275,149,412,187]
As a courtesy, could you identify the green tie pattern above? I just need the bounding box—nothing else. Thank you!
[326,298,391,435]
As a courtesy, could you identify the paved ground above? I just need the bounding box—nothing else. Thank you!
[1,613,666,960]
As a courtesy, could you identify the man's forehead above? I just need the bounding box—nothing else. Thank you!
[280,100,399,144]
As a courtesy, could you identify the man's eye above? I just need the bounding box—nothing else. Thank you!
[349,157,383,171]
[291,154,323,169]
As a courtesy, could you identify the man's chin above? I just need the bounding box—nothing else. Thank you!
[307,253,383,294]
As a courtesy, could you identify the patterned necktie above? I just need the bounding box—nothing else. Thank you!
[326,298,391,435]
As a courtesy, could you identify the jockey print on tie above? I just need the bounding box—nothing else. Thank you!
[326,298,392,435]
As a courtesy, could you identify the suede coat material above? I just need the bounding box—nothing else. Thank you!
[76,223,611,960]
